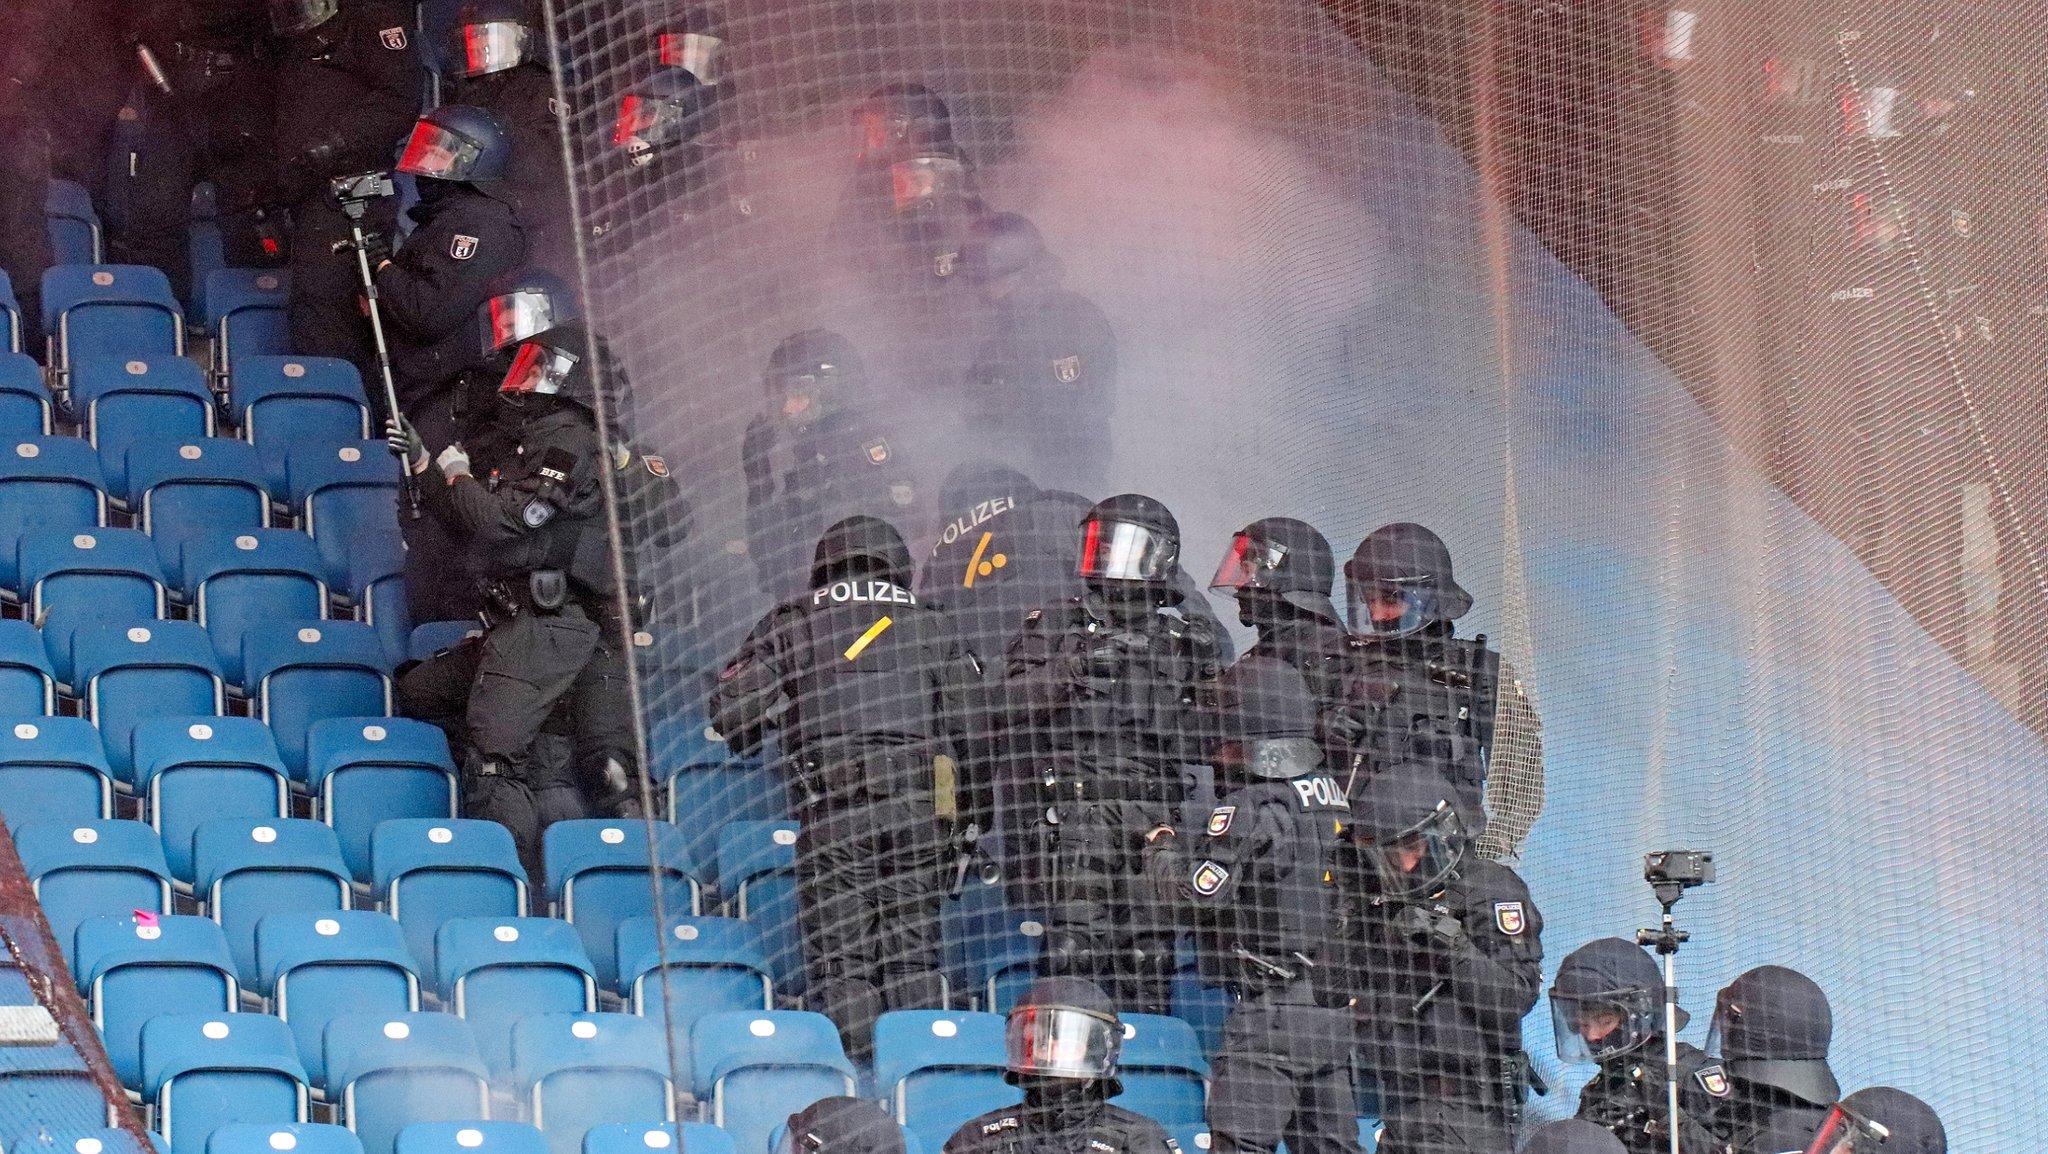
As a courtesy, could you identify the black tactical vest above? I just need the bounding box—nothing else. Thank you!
[1341,633,1500,814]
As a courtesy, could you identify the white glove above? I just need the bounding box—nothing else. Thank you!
[437,442,472,480]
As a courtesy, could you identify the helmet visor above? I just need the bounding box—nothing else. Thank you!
[1006,1006,1120,1080]
[397,121,486,180]
[268,0,339,35]
[1549,987,1658,1064]
[501,341,580,396]
[1347,578,1437,637]
[889,155,967,214]
[455,21,531,77]
[656,31,723,80]
[1358,803,1462,900]
[482,288,561,354]
[1078,518,1177,583]
[1211,533,1289,592]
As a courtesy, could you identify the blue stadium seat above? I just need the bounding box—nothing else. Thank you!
[68,357,215,497]
[940,876,1042,1014]
[0,1031,107,1132]
[206,1124,365,1154]
[0,437,108,594]
[395,1124,547,1154]
[691,1011,855,1154]
[140,1012,309,1154]
[510,1013,677,1154]
[41,265,183,379]
[0,618,56,715]
[0,352,52,435]
[0,269,19,352]
[347,536,410,669]
[407,622,479,664]
[206,270,292,390]
[715,822,803,995]
[371,819,529,983]
[617,916,772,1033]
[47,179,103,265]
[257,911,422,1093]
[285,442,402,591]
[134,717,290,884]
[73,621,225,791]
[873,1012,1017,1154]
[324,1014,489,1154]
[0,716,111,831]
[1109,1014,1208,1129]
[75,912,238,1092]
[192,819,352,990]
[128,439,272,592]
[187,531,330,689]
[544,821,700,993]
[16,821,171,971]
[663,762,790,886]
[230,358,372,498]
[580,1124,734,1154]
[436,917,597,1077]
[243,621,393,783]
[306,718,457,886]
[21,527,168,690]
[7,1130,166,1154]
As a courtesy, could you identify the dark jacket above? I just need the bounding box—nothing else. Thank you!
[423,402,605,586]
[273,0,423,205]
[381,184,527,403]
[1577,1039,1721,1154]
[943,1090,1180,1154]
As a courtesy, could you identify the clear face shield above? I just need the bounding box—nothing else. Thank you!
[889,155,968,216]
[1211,533,1289,592]
[501,341,580,399]
[454,20,532,78]
[397,121,487,181]
[1803,1104,1891,1154]
[1346,577,1438,638]
[1704,991,1735,1057]
[482,289,560,354]
[656,31,723,80]
[1240,737,1324,781]
[1006,1005,1121,1080]
[1077,518,1178,583]
[268,0,340,35]
[1359,803,1463,900]
[1549,986,1659,1064]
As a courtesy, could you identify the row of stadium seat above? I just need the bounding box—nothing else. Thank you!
[0,1122,805,1154]
[7,259,291,393]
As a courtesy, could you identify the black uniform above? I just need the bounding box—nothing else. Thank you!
[1693,966,1840,1154]
[709,516,967,1057]
[944,1088,1179,1154]
[1337,625,1503,831]
[1000,590,1222,1014]
[1579,1042,1720,1154]
[447,64,576,276]
[272,0,424,367]
[1550,936,1720,1154]
[965,282,1117,494]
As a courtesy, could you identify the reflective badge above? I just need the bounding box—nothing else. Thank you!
[1206,806,1235,836]
[1191,861,1229,896]
[1695,1065,1731,1098]
[450,234,480,261]
[1053,355,1081,384]
[934,250,956,277]
[863,438,890,465]
[521,499,555,528]
[380,26,408,49]
[644,454,669,478]
[1952,208,1972,237]
[1494,901,1526,936]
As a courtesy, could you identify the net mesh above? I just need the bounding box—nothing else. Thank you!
[535,0,2045,1148]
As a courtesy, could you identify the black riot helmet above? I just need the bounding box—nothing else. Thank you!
[1805,1088,1946,1154]
[1521,1120,1630,1154]
[1076,494,1180,586]
[764,330,863,425]
[1349,765,1467,900]
[1345,522,1473,638]
[397,104,514,184]
[1550,937,1677,1065]
[613,69,722,168]
[1709,965,1839,1105]
[854,82,955,163]
[1216,657,1323,781]
[1213,517,1340,626]
[810,515,913,589]
[776,1097,904,1154]
[479,268,579,356]
[268,0,340,35]
[499,322,607,409]
[444,0,538,79]
[957,212,1048,286]
[935,462,1037,531]
[651,5,727,83]
[1004,978,1123,1088]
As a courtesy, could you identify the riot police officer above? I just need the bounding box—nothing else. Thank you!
[1339,522,1543,859]
[846,82,982,283]
[1345,765,1542,1154]
[957,213,1117,493]
[1802,1088,1944,1154]
[709,514,967,1059]
[1148,658,1356,1154]
[388,322,638,880]
[267,0,424,367]
[437,0,576,275]
[782,1097,905,1154]
[1549,937,1718,1154]
[1000,494,1222,1014]
[1696,966,1841,1154]
[1210,518,1352,764]
[942,978,1181,1154]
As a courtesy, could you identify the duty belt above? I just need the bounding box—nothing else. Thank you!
[1044,777,1178,804]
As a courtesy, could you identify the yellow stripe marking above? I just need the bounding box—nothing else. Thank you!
[962,531,995,588]
[843,616,893,661]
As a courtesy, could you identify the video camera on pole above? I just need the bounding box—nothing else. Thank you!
[1637,849,1714,1154]
[326,169,421,520]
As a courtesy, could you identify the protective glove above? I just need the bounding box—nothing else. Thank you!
[436,442,472,480]
[359,230,394,269]
[1318,705,1367,750]
[384,416,429,476]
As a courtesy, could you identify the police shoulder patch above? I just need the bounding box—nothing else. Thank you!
[1694,1065,1731,1098]
[1205,806,1235,836]
[1052,354,1081,384]
[521,498,555,528]
[863,438,890,465]
[1191,860,1229,896]
[644,454,669,478]
[1493,901,1526,936]
[379,26,408,49]
[450,234,480,261]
